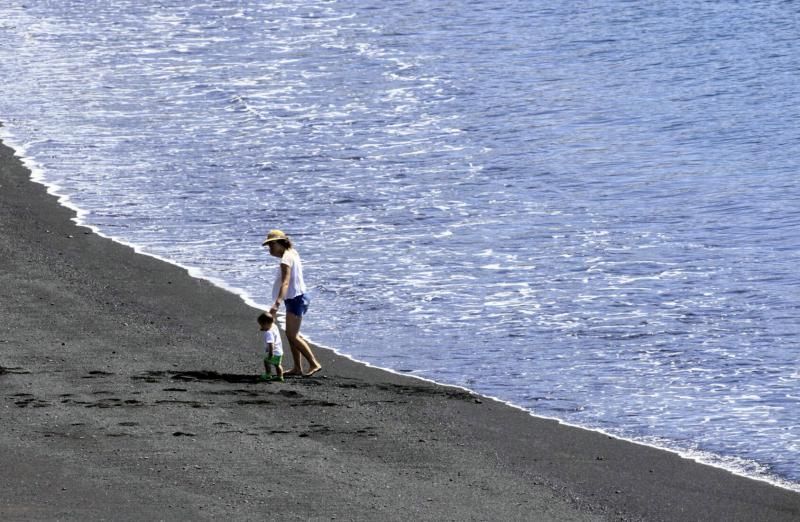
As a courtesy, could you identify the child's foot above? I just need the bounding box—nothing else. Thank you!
[259,373,271,382]
[270,375,284,382]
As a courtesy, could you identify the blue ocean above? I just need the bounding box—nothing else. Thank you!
[1,0,798,490]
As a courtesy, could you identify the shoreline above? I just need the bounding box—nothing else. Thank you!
[2,137,799,520]
[4,127,798,496]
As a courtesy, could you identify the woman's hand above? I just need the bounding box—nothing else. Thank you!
[268,302,280,318]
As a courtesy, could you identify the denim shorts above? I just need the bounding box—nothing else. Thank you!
[284,293,310,316]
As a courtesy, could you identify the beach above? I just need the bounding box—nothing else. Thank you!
[1,137,799,521]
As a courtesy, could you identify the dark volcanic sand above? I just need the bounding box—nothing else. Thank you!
[1,139,799,521]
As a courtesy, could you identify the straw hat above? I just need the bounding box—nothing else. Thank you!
[261,229,289,246]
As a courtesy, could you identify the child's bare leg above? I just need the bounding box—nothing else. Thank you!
[275,362,284,379]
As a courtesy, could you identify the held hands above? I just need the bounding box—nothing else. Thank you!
[268,301,280,318]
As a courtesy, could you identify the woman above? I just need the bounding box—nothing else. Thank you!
[263,229,321,377]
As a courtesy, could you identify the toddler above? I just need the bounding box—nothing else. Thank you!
[257,312,284,382]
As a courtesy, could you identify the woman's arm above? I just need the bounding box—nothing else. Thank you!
[268,263,291,318]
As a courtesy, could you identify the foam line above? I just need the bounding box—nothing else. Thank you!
[1,125,797,493]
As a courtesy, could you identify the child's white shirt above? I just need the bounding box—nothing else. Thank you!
[263,324,283,357]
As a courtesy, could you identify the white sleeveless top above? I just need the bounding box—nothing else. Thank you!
[271,248,307,302]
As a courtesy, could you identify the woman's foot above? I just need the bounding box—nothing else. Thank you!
[284,368,304,377]
[304,365,322,377]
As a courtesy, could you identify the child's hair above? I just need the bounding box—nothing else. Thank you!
[257,312,273,326]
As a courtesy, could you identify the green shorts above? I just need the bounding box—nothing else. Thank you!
[264,354,282,366]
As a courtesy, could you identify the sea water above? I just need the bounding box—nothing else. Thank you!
[1,0,798,490]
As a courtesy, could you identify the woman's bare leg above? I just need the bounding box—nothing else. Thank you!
[285,312,321,375]
[284,340,303,376]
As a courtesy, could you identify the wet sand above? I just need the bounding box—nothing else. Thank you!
[1,139,799,521]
